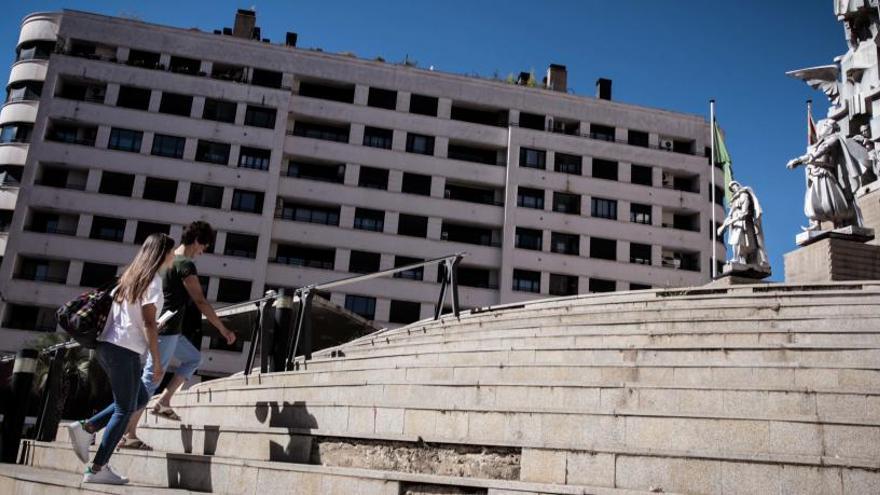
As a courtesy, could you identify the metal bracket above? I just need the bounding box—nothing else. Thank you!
[286,286,315,370]
[434,254,463,320]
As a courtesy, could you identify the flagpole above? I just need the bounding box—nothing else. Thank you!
[710,99,717,279]
[805,99,812,192]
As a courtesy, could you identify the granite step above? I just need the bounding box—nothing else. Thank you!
[0,463,198,494]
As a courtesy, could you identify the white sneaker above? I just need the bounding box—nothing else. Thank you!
[66,421,94,464]
[104,465,129,484]
[82,465,129,485]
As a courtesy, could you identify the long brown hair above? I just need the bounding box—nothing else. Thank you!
[115,233,175,303]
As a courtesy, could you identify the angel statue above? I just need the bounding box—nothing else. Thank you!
[786,118,867,231]
[717,181,770,270]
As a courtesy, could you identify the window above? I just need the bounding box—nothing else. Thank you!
[515,228,542,251]
[116,86,151,110]
[445,183,498,206]
[368,87,397,110]
[512,269,540,293]
[27,211,75,235]
[517,187,544,209]
[169,56,200,75]
[406,133,434,155]
[453,266,495,289]
[714,185,724,206]
[630,283,652,290]
[292,121,349,142]
[151,134,186,159]
[6,81,43,102]
[363,127,393,149]
[550,232,579,255]
[203,99,237,123]
[401,172,431,196]
[592,159,619,181]
[127,49,160,69]
[244,105,277,128]
[591,198,618,220]
[238,147,271,170]
[211,62,246,83]
[554,153,582,175]
[389,300,421,324]
[393,256,423,280]
[630,203,652,225]
[589,278,616,293]
[286,160,345,183]
[46,122,96,146]
[17,257,68,283]
[519,112,545,131]
[590,124,615,142]
[397,214,428,238]
[108,128,143,153]
[631,165,653,186]
[134,221,170,244]
[231,189,264,214]
[279,201,340,225]
[143,177,178,203]
[672,212,700,232]
[158,92,193,117]
[224,233,258,258]
[216,278,252,303]
[0,165,23,183]
[251,68,283,89]
[590,237,617,261]
[442,222,495,246]
[409,94,438,116]
[188,183,224,209]
[358,166,389,190]
[630,243,652,265]
[298,81,355,103]
[275,244,335,269]
[195,140,230,165]
[15,40,54,61]
[0,123,33,144]
[353,208,384,232]
[5,304,57,332]
[56,79,105,103]
[520,147,546,169]
[349,251,380,274]
[447,143,501,165]
[553,192,581,215]
[98,171,135,197]
[628,130,649,147]
[672,139,694,154]
[90,216,125,242]
[450,104,507,126]
[80,262,117,288]
[345,295,376,320]
[549,274,578,296]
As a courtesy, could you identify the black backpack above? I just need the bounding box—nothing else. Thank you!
[56,285,115,349]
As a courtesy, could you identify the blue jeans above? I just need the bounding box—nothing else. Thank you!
[141,334,202,396]
[87,342,149,466]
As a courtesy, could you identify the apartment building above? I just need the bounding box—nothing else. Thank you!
[0,9,724,373]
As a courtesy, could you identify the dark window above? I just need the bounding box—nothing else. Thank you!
[286,160,345,183]
[292,121,349,142]
[216,278,252,303]
[15,40,54,61]
[554,153,582,175]
[363,126,393,149]
[211,62,246,83]
[349,250,380,274]
[108,128,142,152]
[714,185,724,205]
[28,211,76,235]
[550,232,579,255]
[512,269,541,293]
[409,94,438,116]
[515,228,542,251]
[397,214,428,238]
[188,183,224,209]
[143,177,178,203]
[224,233,258,258]
[455,266,495,289]
[520,147,546,169]
[393,256,423,280]
[401,172,431,195]
[630,203,652,225]
[158,92,193,117]
[592,159,619,181]
[5,304,56,332]
[447,143,500,166]
[590,237,617,261]
[669,174,699,193]
[353,208,385,232]
[673,212,700,232]
[17,257,67,283]
[590,124,615,142]
[451,105,507,126]
[389,300,422,324]
[98,171,134,197]
[238,147,271,170]
[151,134,186,159]
[37,165,86,190]
[134,221,170,244]
[275,244,335,270]
[279,201,340,225]
[0,165,23,184]
[358,166,389,190]
[630,283,652,290]
[631,165,653,186]
[519,112,545,131]
[672,139,694,154]
[251,68,283,89]
[517,187,544,209]
[6,81,43,102]
[298,81,355,103]
[553,192,581,215]
[80,262,118,288]
[46,122,96,146]
[591,197,618,220]
[231,189,264,214]
[441,222,495,247]
[628,130,649,147]
[56,79,104,102]
[245,106,277,128]
[549,274,578,296]
[203,99,237,123]
[116,86,151,110]
[345,295,376,320]
[195,140,230,165]
[127,49,160,69]
[169,56,200,75]
[406,133,434,155]
[90,216,125,242]
[589,278,616,293]
[0,123,32,144]
[0,210,11,232]
[368,87,397,110]
[445,183,498,206]
[630,243,652,265]
[69,41,97,58]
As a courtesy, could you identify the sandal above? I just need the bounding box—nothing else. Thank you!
[150,403,181,421]
[118,437,153,451]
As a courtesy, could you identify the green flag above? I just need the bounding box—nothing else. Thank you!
[713,120,734,204]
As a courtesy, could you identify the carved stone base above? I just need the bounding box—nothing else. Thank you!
[857,183,880,246]
[795,226,875,247]
[785,236,880,283]
[720,262,772,280]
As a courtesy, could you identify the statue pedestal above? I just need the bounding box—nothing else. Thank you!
[795,226,874,247]
[706,262,771,287]
[857,182,880,246]
[785,235,880,283]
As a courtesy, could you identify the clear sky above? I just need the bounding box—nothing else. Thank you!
[1,0,845,280]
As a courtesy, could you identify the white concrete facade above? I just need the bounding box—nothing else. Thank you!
[0,10,724,373]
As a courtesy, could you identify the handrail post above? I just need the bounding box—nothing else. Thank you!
[449,254,462,318]
[288,287,314,369]
[271,290,293,373]
[434,271,448,320]
[1,348,37,463]
[258,292,276,373]
[244,297,267,376]
[35,347,66,442]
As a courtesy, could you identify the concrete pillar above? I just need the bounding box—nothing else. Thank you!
[116,47,130,63]
[430,176,444,198]
[122,219,136,244]
[349,124,365,147]
[67,260,84,286]
[176,181,191,204]
[220,187,233,210]
[335,248,350,273]
[387,170,403,193]
[374,298,391,323]
[619,162,632,183]
[354,85,369,106]
[339,206,356,229]
[147,90,161,112]
[77,214,93,237]
[539,272,550,295]
[391,130,406,152]
[85,170,101,193]
[379,253,394,271]
[105,83,120,106]
[426,217,443,240]
[94,126,111,150]
[214,231,227,256]
[396,91,410,112]
[132,175,146,198]
[437,98,452,119]
[229,144,241,168]
[191,96,206,120]
[182,138,196,161]
[344,164,360,186]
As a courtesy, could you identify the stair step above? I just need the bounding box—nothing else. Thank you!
[0,463,194,494]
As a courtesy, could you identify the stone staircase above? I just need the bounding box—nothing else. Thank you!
[7,281,880,494]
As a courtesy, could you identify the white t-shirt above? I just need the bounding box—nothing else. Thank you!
[98,275,163,355]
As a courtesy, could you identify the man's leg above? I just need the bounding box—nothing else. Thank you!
[157,336,202,407]
[124,335,178,439]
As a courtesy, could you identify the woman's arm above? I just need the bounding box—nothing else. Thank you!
[141,303,163,384]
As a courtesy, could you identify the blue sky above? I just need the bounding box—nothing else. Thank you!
[2,1,844,280]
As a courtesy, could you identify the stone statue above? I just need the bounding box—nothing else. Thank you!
[852,124,880,178]
[717,181,770,271]
[786,118,866,230]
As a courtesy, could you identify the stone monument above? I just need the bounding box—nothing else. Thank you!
[716,181,771,279]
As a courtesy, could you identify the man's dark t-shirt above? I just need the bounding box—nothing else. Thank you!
[162,255,200,339]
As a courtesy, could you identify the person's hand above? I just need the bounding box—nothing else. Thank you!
[717,226,725,237]
[152,365,164,385]
[786,159,798,169]
[222,328,237,345]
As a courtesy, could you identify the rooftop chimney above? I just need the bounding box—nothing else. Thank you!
[547,64,567,92]
[285,32,298,47]
[233,9,257,39]
[596,78,612,100]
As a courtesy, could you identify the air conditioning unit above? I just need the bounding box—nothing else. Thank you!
[659,139,674,151]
